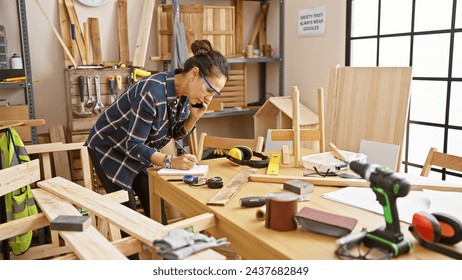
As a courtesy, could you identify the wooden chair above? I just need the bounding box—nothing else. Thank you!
[420,147,462,177]
[196,132,265,161]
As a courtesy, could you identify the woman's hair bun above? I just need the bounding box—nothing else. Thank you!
[191,39,213,55]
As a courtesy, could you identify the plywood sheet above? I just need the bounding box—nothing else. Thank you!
[325,66,412,161]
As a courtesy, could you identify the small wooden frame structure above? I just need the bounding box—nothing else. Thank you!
[255,87,325,167]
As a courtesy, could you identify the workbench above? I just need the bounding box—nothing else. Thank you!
[148,154,462,260]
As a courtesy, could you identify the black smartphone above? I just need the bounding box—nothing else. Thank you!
[191,103,204,108]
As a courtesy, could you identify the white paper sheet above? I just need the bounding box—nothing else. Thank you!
[322,187,431,224]
[157,165,209,176]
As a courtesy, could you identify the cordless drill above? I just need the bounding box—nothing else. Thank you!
[349,160,413,256]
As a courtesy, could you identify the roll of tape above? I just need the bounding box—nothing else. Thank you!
[256,205,266,221]
[265,192,298,231]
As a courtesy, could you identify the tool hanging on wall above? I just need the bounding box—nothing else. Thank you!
[108,76,116,104]
[73,76,91,117]
[86,76,95,108]
[93,75,104,114]
[130,68,151,83]
[116,75,123,98]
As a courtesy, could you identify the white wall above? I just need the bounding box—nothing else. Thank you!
[0,0,345,134]
[284,0,346,113]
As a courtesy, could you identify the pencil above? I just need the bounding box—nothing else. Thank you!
[329,142,347,162]
[175,140,200,166]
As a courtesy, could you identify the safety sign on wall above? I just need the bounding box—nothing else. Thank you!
[298,6,326,37]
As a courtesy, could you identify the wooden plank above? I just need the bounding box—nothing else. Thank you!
[258,12,266,54]
[83,21,91,65]
[206,168,257,206]
[0,213,48,241]
[10,244,72,260]
[292,86,301,167]
[63,0,87,65]
[25,142,86,154]
[54,213,215,260]
[271,129,321,141]
[37,177,166,245]
[49,125,72,180]
[235,0,243,54]
[32,188,127,260]
[325,67,412,160]
[247,2,269,47]
[117,0,130,64]
[0,159,40,197]
[0,105,31,141]
[57,0,72,67]
[133,0,156,67]
[88,17,102,65]
[79,146,92,190]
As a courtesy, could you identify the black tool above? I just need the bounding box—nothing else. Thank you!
[206,176,223,189]
[239,196,266,207]
[73,76,91,116]
[349,160,412,257]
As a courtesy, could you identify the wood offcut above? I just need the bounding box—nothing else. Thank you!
[206,168,257,206]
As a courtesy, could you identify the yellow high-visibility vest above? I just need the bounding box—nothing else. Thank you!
[0,128,38,255]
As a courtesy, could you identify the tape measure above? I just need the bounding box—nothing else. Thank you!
[266,153,280,175]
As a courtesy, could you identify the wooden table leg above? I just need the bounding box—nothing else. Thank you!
[148,171,162,223]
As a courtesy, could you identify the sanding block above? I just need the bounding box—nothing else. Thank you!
[50,215,91,232]
[283,179,313,194]
[294,207,358,237]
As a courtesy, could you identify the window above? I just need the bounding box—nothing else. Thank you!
[347,0,462,182]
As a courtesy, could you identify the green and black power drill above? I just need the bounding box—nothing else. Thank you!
[349,160,413,257]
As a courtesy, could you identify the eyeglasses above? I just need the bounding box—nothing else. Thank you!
[199,71,221,97]
[335,242,393,260]
[334,230,393,260]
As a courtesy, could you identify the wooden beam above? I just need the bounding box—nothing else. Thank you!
[32,188,127,260]
[249,174,462,192]
[25,142,85,154]
[133,0,156,67]
[83,21,91,65]
[247,2,269,47]
[88,17,102,65]
[38,177,165,245]
[0,213,48,241]
[117,0,130,63]
[57,0,73,67]
[0,159,40,197]
[63,0,87,65]
[235,0,244,54]
[49,125,72,180]
[292,86,301,167]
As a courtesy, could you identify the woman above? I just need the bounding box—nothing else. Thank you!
[85,40,229,217]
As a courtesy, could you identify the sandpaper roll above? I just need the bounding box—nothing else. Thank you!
[265,192,298,231]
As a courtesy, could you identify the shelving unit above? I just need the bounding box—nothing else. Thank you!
[0,0,37,143]
[157,0,284,105]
